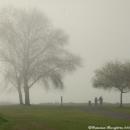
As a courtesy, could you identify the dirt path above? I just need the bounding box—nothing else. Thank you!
[81,107,130,121]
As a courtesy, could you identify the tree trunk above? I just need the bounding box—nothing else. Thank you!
[120,91,123,107]
[24,86,30,105]
[17,87,23,105]
[61,96,63,106]
[23,77,30,106]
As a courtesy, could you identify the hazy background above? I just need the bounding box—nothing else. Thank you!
[0,0,130,104]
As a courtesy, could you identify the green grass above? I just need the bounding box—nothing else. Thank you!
[0,105,129,130]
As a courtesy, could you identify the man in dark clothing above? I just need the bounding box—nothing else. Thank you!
[99,96,103,106]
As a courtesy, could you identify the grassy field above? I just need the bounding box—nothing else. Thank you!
[0,105,129,130]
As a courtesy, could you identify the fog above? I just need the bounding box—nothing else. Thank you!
[0,0,130,104]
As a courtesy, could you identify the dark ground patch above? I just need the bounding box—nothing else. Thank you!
[0,116,8,125]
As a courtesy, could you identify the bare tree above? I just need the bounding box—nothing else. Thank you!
[92,61,130,107]
[0,8,81,105]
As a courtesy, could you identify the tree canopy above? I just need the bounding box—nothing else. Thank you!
[0,8,81,105]
[92,61,130,107]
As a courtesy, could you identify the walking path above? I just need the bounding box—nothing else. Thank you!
[81,107,130,121]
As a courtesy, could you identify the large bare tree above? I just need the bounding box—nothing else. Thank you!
[92,61,130,107]
[0,8,81,105]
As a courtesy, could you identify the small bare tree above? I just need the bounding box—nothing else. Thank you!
[92,61,130,107]
[0,8,81,105]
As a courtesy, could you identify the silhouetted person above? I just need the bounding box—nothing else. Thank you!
[88,100,92,106]
[94,97,98,106]
[99,96,103,106]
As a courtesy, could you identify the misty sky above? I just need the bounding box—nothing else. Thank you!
[0,0,130,104]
